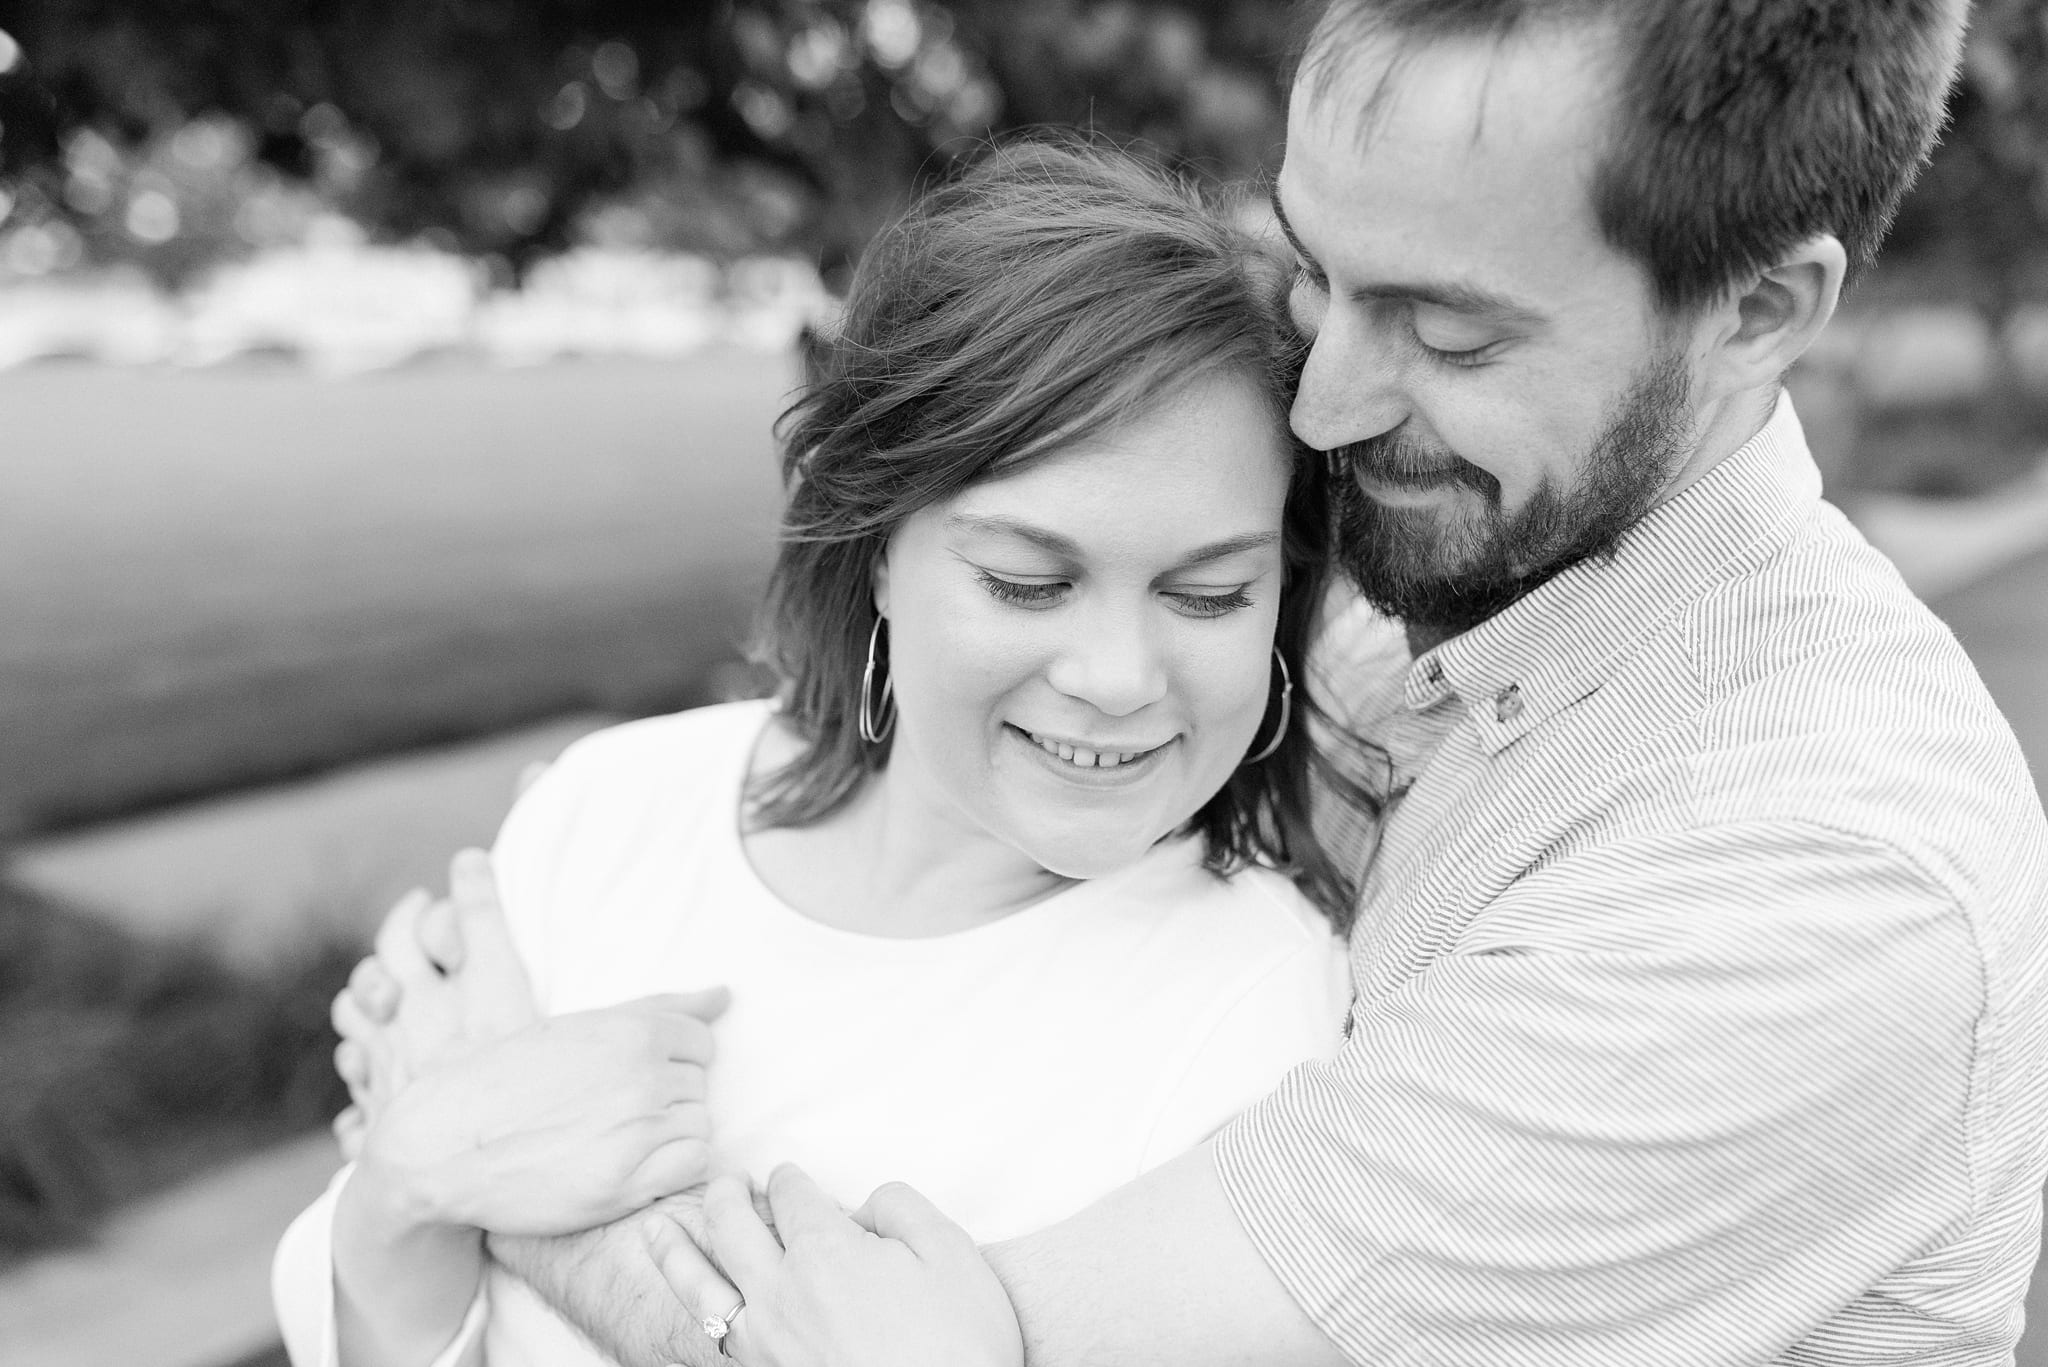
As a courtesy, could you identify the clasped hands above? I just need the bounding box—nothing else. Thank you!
[333,849,724,1237]
[334,848,1021,1367]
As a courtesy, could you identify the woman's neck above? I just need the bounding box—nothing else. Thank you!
[742,724,1078,938]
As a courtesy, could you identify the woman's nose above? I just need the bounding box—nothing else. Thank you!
[1045,613,1168,718]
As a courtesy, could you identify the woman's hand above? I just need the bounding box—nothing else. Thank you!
[647,1165,1023,1367]
[332,849,544,1153]
[358,992,727,1237]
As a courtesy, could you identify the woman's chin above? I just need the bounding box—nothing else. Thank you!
[1014,823,1183,883]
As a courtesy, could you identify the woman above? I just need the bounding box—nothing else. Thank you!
[273,137,1367,1367]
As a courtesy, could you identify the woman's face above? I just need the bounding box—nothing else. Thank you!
[874,370,1292,880]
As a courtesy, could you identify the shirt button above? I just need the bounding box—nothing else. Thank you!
[1495,684,1523,722]
[1424,659,1444,684]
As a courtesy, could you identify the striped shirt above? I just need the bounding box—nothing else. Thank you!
[1215,395,2048,1365]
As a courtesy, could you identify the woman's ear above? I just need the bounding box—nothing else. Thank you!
[872,548,892,619]
[1696,233,1848,402]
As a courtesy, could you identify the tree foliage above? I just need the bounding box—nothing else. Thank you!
[0,0,2040,310]
[0,0,1293,278]
[1891,0,2048,326]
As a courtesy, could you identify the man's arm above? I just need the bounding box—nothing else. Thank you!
[489,1192,720,1367]
[986,1142,1351,1367]
[491,1184,790,1367]
[645,1146,1352,1367]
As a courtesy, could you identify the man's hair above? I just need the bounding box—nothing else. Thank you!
[751,135,1370,925]
[1299,0,1970,312]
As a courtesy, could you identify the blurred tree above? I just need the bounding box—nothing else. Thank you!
[0,0,1294,280]
[1885,0,2048,371]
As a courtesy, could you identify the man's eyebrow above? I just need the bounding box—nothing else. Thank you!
[1269,186,1318,272]
[947,515,1279,569]
[1269,185,1546,328]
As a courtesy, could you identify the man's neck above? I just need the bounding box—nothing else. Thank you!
[1653,383,1782,515]
[1404,621,1459,658]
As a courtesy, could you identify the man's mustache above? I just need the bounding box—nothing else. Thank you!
[1329,435,1500,500]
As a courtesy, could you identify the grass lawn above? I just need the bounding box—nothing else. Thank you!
[0,350,796,1267]
[0,351,795,839]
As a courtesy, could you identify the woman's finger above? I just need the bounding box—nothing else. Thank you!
[415,896,466,975]
[334,1038,369,1094]
[858,1180,982,1264]
[762,1163,860,1249]
[372,888,437,982]
[642,1209,747,1352]
[332,1105,367,1160]
[656,1060,708,1105]
[448,847,499,917]
[642,1006,720,1065]
[704,1173,787,1286]
[345,955,398,1024]
[331,982,378,1040]
[623,1136,712,1206]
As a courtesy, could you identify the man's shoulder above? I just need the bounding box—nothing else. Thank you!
[1559,510,2047,940]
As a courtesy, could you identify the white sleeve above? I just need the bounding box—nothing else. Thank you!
[487,741,603,1011]
[1135,929,1352,1172]
[270,1166,490,1367]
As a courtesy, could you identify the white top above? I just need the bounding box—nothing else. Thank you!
[275,699,1350,1367]
[1218,395,2048,1364]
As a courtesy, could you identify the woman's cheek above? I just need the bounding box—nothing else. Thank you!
[1193,610,1284,737]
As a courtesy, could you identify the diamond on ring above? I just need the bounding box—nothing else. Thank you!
[701,1297,745,1342]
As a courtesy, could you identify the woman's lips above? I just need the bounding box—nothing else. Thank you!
[1014,726,1169,771]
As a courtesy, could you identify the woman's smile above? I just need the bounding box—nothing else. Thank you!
[1010,724,1175,779]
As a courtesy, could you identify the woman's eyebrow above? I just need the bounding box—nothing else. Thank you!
[946,514,1278,568]
[947,513,1081,557]
[1174,530,1282,569]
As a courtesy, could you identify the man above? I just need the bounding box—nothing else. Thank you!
[340,1,2048,1362]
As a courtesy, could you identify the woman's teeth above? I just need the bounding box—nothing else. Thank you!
[1026,732,1148,768]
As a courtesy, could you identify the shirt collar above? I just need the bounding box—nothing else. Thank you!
[1403,393,1822,755]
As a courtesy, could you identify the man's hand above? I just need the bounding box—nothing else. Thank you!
[650,1166,1023,1367]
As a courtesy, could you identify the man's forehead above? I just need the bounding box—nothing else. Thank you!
[1274,17,1650,326]
[1289,15,1620,159]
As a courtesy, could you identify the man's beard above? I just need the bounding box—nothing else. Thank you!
[1330,349,1694,634]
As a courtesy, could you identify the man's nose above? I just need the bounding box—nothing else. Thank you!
[1291,311,1407,452]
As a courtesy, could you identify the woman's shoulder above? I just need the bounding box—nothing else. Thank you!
[498,698,773,860]
[549,698,775,786]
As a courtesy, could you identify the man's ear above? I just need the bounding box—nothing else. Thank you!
[1697,233,1847,401]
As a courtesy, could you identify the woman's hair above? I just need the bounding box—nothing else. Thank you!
[748,135,1372,927]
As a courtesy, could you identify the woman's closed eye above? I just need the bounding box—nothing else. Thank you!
[975,569,1256,619]
[975,570,1067,609]
[1166,586,1255,618]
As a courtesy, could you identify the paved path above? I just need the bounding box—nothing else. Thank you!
[0,1134,337,1367]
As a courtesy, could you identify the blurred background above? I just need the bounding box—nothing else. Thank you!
[0,2,2043,1364]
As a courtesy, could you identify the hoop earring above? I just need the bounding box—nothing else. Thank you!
[1245,649,1293,765]
[858,617,896,745]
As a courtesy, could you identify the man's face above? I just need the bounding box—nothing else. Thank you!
[1276,21,1704,630]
